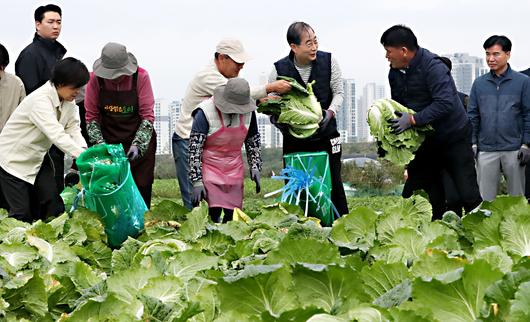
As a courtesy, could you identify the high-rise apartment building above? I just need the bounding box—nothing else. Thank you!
[357,82,386,142]
[443,53,487,95]
[338,79,356,143]
[154,98,172,154]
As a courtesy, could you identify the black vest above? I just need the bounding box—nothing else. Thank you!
[275,51,333,109]
[274,51,338,145]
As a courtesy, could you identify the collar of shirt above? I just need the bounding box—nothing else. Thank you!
[490,63,511,79]
[45,81,63,113]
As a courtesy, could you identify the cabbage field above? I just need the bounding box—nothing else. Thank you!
[0,185,530,321]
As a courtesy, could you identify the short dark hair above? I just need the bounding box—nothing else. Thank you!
[380,25,419,51]
[34,4,61,22]
[0,43,9,69]
[50,58,89,88]
[286,21,314,46]
[483,35,512,52]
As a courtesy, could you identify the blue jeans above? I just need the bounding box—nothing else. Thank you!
[172,132,193,209]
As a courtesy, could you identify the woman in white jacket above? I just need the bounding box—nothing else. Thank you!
[0,57,89,222]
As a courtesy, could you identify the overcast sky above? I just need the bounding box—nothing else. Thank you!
[3,0,530,100]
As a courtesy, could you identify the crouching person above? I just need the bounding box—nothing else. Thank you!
[189,78,261,223]
[0,57,89,222]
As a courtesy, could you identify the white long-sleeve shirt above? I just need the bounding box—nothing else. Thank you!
[0,71,25,133]
[175,61,267,139]
[0,81,86,184]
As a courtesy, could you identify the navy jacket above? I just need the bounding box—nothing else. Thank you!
[468,65,530,152]
[388,47,468,142]
[15,33,66,95]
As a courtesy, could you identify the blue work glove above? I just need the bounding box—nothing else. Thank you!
[192,184,206,207]
[270,115,289,134]
[319,109,334,129]
[391,111,413,134]
[250,169,261,193]
[64,169,80,187]
[127,145,140,161]
[517,145,530,166]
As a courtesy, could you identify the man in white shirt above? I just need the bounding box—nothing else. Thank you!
[173,38,291,209]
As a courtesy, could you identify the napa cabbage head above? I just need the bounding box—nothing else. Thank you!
[367,99,433,166]
[258,76,323,139]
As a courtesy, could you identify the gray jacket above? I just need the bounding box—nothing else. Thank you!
[468,65,530,152]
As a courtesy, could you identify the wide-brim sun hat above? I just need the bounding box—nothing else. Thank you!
[213,77,256,114]
[93,42,138,79]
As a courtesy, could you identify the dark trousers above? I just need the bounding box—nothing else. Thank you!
[209,207,233,223]
[283,135,349,216]
[0,185,8,210]
[0,156,64,222]
[49,145,65,192]
[137,184,152,209]
[403,127,482,219]
[441,170,464,216]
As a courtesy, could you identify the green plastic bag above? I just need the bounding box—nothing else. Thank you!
[283,152,334,226]
[76,144,146,247]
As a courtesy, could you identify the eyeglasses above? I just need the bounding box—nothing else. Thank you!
[301,38,318,49]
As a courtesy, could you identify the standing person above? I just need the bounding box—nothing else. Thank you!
[0,44,26,133]
[380,25,482,218]
[269,21,349,218]
[0,43,26,210]
[402,56,470,216]
[15,4,65,95]
[173,38,291,209]
[85,42,156,208]
[189,78,261,223]
[468,36,530,201]
[521,67,530,202]
[15,4,67,196]
[0,58,88,222]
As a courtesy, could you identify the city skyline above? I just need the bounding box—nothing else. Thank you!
[2,1,530,101]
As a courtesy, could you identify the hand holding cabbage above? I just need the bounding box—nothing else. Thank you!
[258,76,323,139]
[368,99,433,166]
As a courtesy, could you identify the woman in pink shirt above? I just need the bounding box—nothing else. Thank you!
[85,42,156,208]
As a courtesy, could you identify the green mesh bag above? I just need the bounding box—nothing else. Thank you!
[76,144,146,247]
[282,152,335,226]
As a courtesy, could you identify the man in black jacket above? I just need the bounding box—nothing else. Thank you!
[15,4,66,95]
[15,4,67,194]
[381,25,482,218]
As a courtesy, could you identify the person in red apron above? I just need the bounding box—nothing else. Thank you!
[84,42,156,208]
[188,78,262,223]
